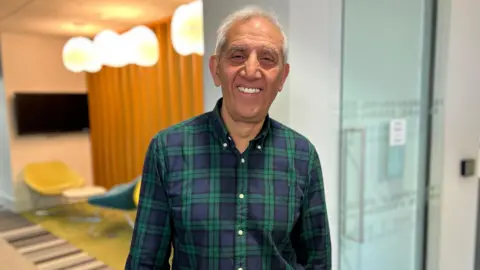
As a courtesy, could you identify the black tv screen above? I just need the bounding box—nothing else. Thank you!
[13,93,90,135]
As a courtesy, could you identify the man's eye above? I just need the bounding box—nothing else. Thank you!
[231,55,243,59]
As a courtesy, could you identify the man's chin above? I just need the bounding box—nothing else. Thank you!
[224,101,265,122]
[236,110,266,123]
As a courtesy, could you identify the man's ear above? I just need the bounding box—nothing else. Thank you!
[277,63,290,92]
[209,55,221,87]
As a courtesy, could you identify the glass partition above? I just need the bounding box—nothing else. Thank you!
[339,0,435,269]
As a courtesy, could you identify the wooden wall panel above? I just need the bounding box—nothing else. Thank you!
[86,20,204,189]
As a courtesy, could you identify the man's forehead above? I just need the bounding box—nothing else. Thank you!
[224,17,283,53]
[231,18,282,38]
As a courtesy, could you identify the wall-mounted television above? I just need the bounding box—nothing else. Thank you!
[13,92,90,135]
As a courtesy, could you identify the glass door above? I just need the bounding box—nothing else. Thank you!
[339,0,435,270]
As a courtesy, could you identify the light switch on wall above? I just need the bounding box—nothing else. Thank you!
[461,159,476,177]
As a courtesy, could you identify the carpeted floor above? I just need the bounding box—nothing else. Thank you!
[0,208,115,269]
[20,203,136,270]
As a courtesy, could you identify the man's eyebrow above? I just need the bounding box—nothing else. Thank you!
[227,45,247,53]
[262,46,279,55]
[227,45,279,54]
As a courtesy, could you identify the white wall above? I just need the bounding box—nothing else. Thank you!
[288,4,342,269]
[428,0,480,269]
[0,32,93,211]
[202,0,342,269]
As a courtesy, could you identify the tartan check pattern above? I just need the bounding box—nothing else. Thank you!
[126,98,331,270]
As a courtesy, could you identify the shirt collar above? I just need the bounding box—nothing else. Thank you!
[211,98,271,149]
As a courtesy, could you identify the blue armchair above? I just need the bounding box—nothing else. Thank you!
[87,176,141,229]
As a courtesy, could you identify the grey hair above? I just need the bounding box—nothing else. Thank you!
[214,6,288,62]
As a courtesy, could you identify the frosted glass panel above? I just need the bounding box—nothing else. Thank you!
[339,0,434,270]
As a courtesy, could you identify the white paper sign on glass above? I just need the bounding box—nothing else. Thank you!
[389,118,407,146]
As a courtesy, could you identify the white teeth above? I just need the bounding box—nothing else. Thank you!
[238,87,260,94]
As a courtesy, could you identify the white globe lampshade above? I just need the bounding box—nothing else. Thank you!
[84,51,102,73]
[93,29,129,68]
[63,37,97,73]
[122,25,159,67]
[171,0,204,56]
[120,29,138,65]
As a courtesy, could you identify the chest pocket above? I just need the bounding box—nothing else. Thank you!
[246,170,305,243]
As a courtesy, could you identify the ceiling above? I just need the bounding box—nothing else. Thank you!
[0,0,193,37]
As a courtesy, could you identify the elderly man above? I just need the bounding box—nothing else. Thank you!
[126,6,331,270]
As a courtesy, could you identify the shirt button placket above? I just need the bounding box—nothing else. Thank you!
[236,154,247,270]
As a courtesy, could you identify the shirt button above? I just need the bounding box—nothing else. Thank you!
[241,158,245,163]
[238,268,243,270]
[239,194,244,199]
[223,143,227,147]
[257,145,262,150]
[238,230,243,235]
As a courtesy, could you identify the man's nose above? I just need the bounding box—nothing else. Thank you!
[241,54,261,79]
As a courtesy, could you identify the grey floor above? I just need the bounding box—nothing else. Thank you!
[0,210,33,231]
[0,210,112,270]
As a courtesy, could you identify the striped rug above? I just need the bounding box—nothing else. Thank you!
[0,211,112,270]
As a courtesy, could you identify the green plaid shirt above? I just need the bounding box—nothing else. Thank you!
[126,98,331,270]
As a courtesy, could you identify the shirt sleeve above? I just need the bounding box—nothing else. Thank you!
[125,136,172,270]
[292,149,332,270]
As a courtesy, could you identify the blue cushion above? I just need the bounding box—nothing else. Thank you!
[88,176,141,210]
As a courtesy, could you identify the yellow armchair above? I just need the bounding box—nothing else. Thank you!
[24,161,85,195]
[133,179,141,206]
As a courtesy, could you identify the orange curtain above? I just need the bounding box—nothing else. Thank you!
[86,20,204,189]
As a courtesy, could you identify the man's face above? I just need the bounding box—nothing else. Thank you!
[209,17,290,123]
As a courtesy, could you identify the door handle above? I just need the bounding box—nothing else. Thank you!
[340,128,365,243]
